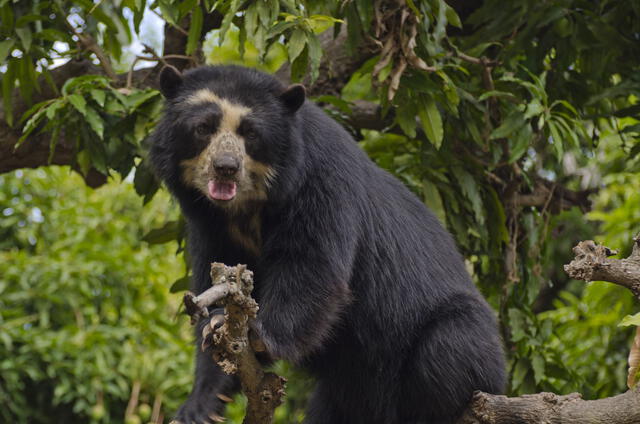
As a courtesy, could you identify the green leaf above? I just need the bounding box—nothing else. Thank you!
[307,32,322,82]
[395,103,417,138]
[61,75,109,95]
[267,20,297,38]
[16,102,48,148]
[186,5,203,55]
[68,94,87,116]
[142,220,182,244]
[85,129,107,172]
[508,308,527,342]
[15,27,32,51]
[45,100,64,121]
[123,90,160,111]
[511,358,529,390]
[177,0,198,19]
[15,14,45,27]
[620,313,640,327]
[0,39,14,62]
[531,353,546,384]
[509,123,532,163]
[418,96,443,148]
[219,0,240,42]
[134,159,160,202]
[477,90,518,101]
[76,148,91,176]
[547,119,564,159]
[287,28,307,64]
[170,275,190,293]
[244,3,258,36]
[621,124,640,134]
[445,4,462,28]
[35,28,73,43]
[290,45,308,83]
[90,90,106,107]
[19,99,52,124]
[84,107,104,138]
[490,111,525,139]
[524,99,544,120]
[454,168,485,225]
[157,0,177,25]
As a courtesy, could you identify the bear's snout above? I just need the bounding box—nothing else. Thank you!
[213,154,240,178]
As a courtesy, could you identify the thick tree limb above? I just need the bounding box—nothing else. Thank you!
[0,16,370,178]
[564,235,640,300]
[457,233,640,423]
[458,388,640,424]
[183,263,285,424]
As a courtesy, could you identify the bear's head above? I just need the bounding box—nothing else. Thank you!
[151,65,305,214]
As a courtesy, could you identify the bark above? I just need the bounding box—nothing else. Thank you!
[458,388,640,424]
[564,235,640,300]
[183,263,285,424]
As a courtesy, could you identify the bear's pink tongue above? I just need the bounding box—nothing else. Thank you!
[208,180,237,201]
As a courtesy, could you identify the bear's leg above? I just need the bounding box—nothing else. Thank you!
[398,301,505,424]
[304,377,399,424]
[173,314,238,423]
[303,382,348,424]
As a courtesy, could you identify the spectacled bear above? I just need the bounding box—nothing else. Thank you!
[150,64,505,424]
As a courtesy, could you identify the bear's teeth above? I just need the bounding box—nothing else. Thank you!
[208,180,237,201]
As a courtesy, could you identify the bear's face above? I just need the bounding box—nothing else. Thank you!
[155,66,305,213]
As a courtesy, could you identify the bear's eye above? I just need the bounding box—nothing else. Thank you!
[195,123,210,136]
[244,129,258,140]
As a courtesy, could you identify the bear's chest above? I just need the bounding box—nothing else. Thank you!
[227,212,262,257]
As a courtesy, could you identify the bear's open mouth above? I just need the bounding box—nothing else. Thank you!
[208,180,237,201]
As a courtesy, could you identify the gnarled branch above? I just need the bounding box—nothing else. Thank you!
[564,235,640,300]
[183,263,285,424]
[457,233,640,423]
[458,388,640,424]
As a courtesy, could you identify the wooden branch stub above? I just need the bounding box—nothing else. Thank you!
[564,238,640,300]
[183,283,230,325]
[182,263,285,424]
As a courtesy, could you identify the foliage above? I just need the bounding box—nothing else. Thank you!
[0,167,190,423]
[1,0,640,421]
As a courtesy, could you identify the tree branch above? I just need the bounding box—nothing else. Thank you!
[564,235,640,300]
[458,388,640,424]
[457,233,640,423]
[183,263,285,424]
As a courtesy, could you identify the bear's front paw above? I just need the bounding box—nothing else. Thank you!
[171,394,227,424]
[201,312,225,351]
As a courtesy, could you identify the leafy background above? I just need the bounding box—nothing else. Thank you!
[1,0,639,423]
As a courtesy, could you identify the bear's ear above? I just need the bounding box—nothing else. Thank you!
[279,84,306,113]
[159,65,183,99]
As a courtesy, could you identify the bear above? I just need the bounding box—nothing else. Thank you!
[149,64,506,424]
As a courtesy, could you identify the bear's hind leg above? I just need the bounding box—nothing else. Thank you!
[399,299,505,424]
[302,382,350,424]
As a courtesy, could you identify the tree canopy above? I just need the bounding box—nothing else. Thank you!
[1,0,639,423]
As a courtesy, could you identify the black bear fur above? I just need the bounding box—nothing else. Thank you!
[150,64,505,424]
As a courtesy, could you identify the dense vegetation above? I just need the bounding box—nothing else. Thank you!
[1,0,639,422]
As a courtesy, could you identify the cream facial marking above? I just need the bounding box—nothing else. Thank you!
[178,88,276,216]
[186,89,250,132]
